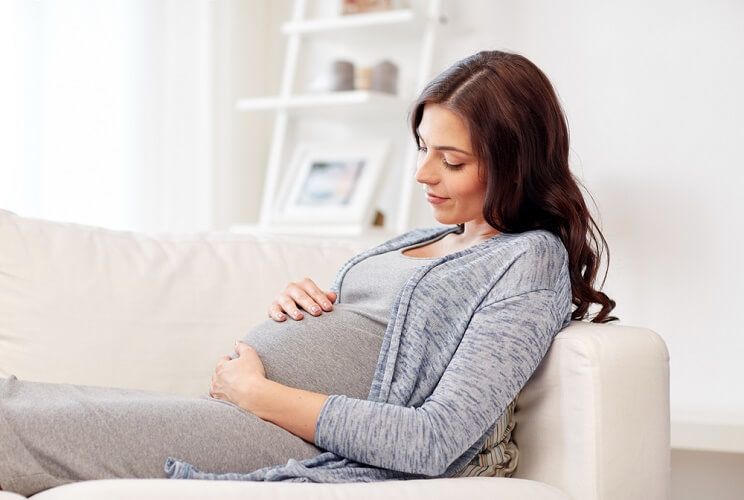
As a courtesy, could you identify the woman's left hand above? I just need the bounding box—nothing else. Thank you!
[209,341,267,410]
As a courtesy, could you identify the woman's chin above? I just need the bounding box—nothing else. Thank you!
[431,212,456,226]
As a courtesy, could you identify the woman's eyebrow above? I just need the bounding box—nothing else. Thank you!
[417,130,473,156]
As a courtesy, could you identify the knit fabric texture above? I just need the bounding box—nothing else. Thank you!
[164,224,573,482]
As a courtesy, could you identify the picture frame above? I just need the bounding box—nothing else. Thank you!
[271,139,391,232]
[339,0,395,16]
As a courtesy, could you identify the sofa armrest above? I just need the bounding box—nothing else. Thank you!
[513,321,671,500]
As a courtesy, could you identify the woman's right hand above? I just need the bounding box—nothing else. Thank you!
[268,277,337,322]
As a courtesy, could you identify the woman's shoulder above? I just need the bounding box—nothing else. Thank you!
[487,228,570,295]
[505,228,568,262]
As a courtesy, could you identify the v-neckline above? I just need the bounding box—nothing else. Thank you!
[398,230,454,259]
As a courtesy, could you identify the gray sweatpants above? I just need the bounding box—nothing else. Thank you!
[0,375,324,496]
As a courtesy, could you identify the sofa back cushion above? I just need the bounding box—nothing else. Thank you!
[0,208,367,396]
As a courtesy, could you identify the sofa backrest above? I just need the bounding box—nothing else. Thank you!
[0,208,368,396]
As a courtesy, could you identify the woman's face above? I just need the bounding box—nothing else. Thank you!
[414,103,487,226]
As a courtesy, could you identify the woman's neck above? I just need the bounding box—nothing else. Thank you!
[457,221,501,245]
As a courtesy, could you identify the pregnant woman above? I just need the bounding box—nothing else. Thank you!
[0,50,617,496]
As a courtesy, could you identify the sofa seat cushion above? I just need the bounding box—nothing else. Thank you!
[25,477,572,500]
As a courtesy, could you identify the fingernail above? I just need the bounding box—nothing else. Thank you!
[311,306,320,313]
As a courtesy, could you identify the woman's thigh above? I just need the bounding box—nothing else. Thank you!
[0,375,323,496]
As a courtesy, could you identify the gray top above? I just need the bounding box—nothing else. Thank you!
[337,231,445,325]
[230,233,443,401]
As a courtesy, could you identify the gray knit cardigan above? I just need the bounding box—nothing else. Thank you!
[164,224,573,482]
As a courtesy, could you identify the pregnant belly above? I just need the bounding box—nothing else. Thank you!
[235,306,386,400]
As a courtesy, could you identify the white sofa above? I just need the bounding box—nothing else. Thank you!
[0,208,671,500]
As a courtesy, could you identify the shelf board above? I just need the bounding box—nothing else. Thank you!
[236,90,408,115]
[282,9,421,34]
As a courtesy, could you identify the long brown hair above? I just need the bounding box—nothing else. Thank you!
[408,49,618,323]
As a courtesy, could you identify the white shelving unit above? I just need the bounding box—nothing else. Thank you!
[231,0,444,240]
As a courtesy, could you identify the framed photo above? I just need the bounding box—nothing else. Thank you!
[272,139,390,231]
[340,0,394,15]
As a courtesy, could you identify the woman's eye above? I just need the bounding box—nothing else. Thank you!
[418,145,464,170]
[442,158,464,170]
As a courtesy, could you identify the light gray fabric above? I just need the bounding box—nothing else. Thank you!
[0,375,322,497]
[165,224,573,483]
[335,232,441,325]
[229,243,437,398]
[0,233,439,496]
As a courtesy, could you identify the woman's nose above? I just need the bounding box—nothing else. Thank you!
[414,156,438,185]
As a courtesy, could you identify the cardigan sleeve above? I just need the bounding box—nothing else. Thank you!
[313,288,561,477]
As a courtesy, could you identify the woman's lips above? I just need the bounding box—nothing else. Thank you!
[426,193,449,205]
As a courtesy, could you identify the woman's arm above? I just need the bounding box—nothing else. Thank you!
[212,343,328,443]
[310,288,561,477]
[240,379,329,444]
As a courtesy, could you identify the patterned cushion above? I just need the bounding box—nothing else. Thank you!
[453,397,519,477]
